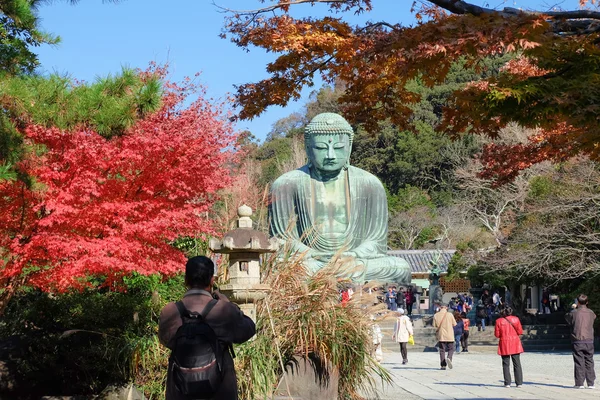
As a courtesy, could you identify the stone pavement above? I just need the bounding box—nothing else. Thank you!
[367,349,600,400]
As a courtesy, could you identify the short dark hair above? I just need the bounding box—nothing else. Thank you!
[185,256,215,289]
[503,307,513,316]
[577,294,589,305]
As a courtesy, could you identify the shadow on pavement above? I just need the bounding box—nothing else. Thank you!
[437,381,575,389]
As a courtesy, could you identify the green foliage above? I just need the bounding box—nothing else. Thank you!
[388,185,435,213]
[528,176,553,199]
[172,236,210,258]
[252,136,295,186]
[1,69,162,137]
[0,0,60,75]
[0,273,184,399]
[446,252,469,280]
[466,263,507,289]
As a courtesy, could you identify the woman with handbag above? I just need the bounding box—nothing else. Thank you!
[392,308,414,365]
[494,307,524,388]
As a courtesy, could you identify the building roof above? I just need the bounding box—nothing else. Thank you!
[387,249,456,273]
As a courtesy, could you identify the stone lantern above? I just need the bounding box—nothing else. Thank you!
[209,205,277,322]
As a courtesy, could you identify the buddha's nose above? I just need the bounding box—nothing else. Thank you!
[327,146,336,159]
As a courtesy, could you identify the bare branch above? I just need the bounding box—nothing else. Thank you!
[428,0,600,34]
[214,0,359,15]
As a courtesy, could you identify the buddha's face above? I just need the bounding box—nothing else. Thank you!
[306,133,350,174]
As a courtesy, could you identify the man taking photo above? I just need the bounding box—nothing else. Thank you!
[159,256,256,399]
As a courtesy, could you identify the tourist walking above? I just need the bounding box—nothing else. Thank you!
[494,307,524,388]
[433,302,457,370]
[453,311,464,353]
[492,290,502,313]
[386,287,398,311]
[159,256,256,400]
[460,312,470,352]
[405,287,415,316]
[371,319,383,363]
[392,308,414,365]
[476,299,487,331]
[565,294,596,389]
[396,288,407,311]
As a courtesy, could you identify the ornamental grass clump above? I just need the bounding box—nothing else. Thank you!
[234,249,391,399]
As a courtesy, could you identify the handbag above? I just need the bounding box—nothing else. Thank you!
[408,335,415,345]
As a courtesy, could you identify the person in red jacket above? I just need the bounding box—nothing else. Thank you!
[494,307,524,388]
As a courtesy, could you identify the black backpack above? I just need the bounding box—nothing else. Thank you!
[170,298,224,398]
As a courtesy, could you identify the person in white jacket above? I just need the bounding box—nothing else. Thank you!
[392,308,414,365]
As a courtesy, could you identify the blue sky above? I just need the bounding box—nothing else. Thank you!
[34,0,583,141]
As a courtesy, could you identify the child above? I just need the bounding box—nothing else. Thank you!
[460,312,470,352]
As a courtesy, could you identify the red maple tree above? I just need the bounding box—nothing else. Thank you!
[0,73,236,302]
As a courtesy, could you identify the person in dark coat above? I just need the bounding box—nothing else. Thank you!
[159,256,256,400]
[476,300,487,331]
[494,307,524,388]
[405,287,415,316]
[565,294,596,389]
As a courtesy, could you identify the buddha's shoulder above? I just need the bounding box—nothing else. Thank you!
[347,166,384,188]
[271,166,310,189]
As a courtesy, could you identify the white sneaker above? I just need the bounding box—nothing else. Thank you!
[588,386,596,389]
[446,358,453,369]
[575,386,585,389]
[504,385,511,388]
[516,385,522,388]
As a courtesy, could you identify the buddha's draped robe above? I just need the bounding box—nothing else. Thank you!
[269,165,411,284]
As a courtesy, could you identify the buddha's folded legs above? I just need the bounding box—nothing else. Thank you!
[300,255,411,285]
[362,256,412,286]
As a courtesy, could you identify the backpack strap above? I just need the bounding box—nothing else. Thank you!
[175,301,189,319]
[201,298,218,319]
[175,298,218,321]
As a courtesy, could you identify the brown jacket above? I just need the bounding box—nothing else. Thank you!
[433,308,457,342]
[565,305,596,344]
[159,289,256,400]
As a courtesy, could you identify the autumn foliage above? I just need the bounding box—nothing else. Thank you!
[222,0,600,181]
[0,74,236,293]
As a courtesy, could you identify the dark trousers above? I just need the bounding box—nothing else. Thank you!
[438,341,454,367]
[461,331,469,351]
[406,303,413,316]
[501,354,523,386]
[399,342,408,362]
[573,342,596,386]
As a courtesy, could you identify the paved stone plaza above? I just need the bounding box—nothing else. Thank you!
[369,349,600,400]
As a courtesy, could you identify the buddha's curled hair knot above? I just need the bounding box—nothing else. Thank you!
[304,112,354,147]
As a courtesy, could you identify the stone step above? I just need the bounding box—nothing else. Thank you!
[383,341,572,353]
[380,322,573,353]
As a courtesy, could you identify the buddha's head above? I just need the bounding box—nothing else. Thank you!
[304,113,353,176]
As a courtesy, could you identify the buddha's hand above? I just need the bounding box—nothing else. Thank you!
[309,251,334,262]
[341,251,357,259]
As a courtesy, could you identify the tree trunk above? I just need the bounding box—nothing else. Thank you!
[0,276,25,316]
